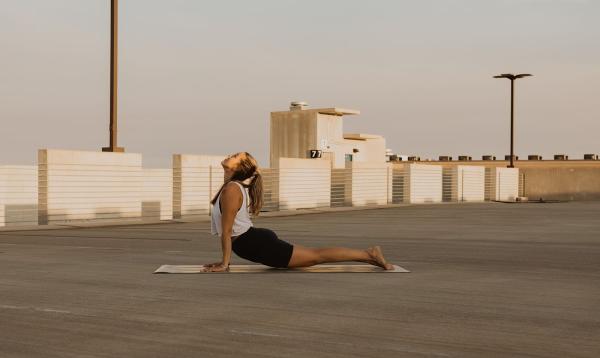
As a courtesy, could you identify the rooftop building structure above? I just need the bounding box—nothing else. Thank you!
[270,102,386,168]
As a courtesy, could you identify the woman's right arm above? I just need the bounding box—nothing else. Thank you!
[203,183,242,272]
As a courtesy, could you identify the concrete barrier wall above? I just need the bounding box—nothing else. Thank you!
[347,161,389,206]
[2,150,596,230]
[173,154,225,219]
[405,164,442,203]
[142,169,173,221]
[485,167,519,201]
[443,166,485,202]
[38,149,142,224]
[0,166,38,227]
[417,160,600,201]
[521,166,600,201]
[278,158,330,210]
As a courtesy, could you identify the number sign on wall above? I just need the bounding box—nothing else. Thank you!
[309,150,322,159]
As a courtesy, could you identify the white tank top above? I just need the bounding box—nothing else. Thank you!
[211,181,253,237]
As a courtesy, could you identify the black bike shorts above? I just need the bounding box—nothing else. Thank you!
[232,227,294,268]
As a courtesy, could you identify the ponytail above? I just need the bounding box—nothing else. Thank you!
[247,171,263,216]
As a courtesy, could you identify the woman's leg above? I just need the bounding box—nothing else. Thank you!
[287,244,393,270]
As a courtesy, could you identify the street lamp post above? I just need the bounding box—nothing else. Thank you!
[102,0,124,152]
[493,73,532,168]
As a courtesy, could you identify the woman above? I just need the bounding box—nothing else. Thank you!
[202,152,394,272]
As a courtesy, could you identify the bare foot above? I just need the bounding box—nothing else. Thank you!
[366,246,395,270]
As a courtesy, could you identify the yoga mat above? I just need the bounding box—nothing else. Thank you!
[154,264,410,274]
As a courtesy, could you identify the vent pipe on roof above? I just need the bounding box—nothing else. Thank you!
[554,154,568,160]
[290,101,308,111]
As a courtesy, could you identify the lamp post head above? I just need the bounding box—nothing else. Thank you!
[494,73,533,80]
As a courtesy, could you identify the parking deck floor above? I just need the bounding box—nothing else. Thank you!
[1,202,599,357]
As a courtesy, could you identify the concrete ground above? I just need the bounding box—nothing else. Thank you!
[1,202,599,358]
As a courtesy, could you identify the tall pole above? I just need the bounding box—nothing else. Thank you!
[103,0,124,152]
[493,73,532,169]
[510,79,514,168]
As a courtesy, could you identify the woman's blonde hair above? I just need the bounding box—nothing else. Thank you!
[210,152,263,216]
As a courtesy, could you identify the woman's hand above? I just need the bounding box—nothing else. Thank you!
[201,262,230,272]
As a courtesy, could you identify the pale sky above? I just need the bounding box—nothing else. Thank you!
[1,0,599,167]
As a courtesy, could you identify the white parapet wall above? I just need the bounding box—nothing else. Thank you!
[142,168,173,221]
[443,166,485,202]
[485,167,519,201]
[0,165,38,227]
[346,161,389,206]
[278,157,331,210]
[38,149,142,224]
[405,164,443,203]
[173,154,225,219]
